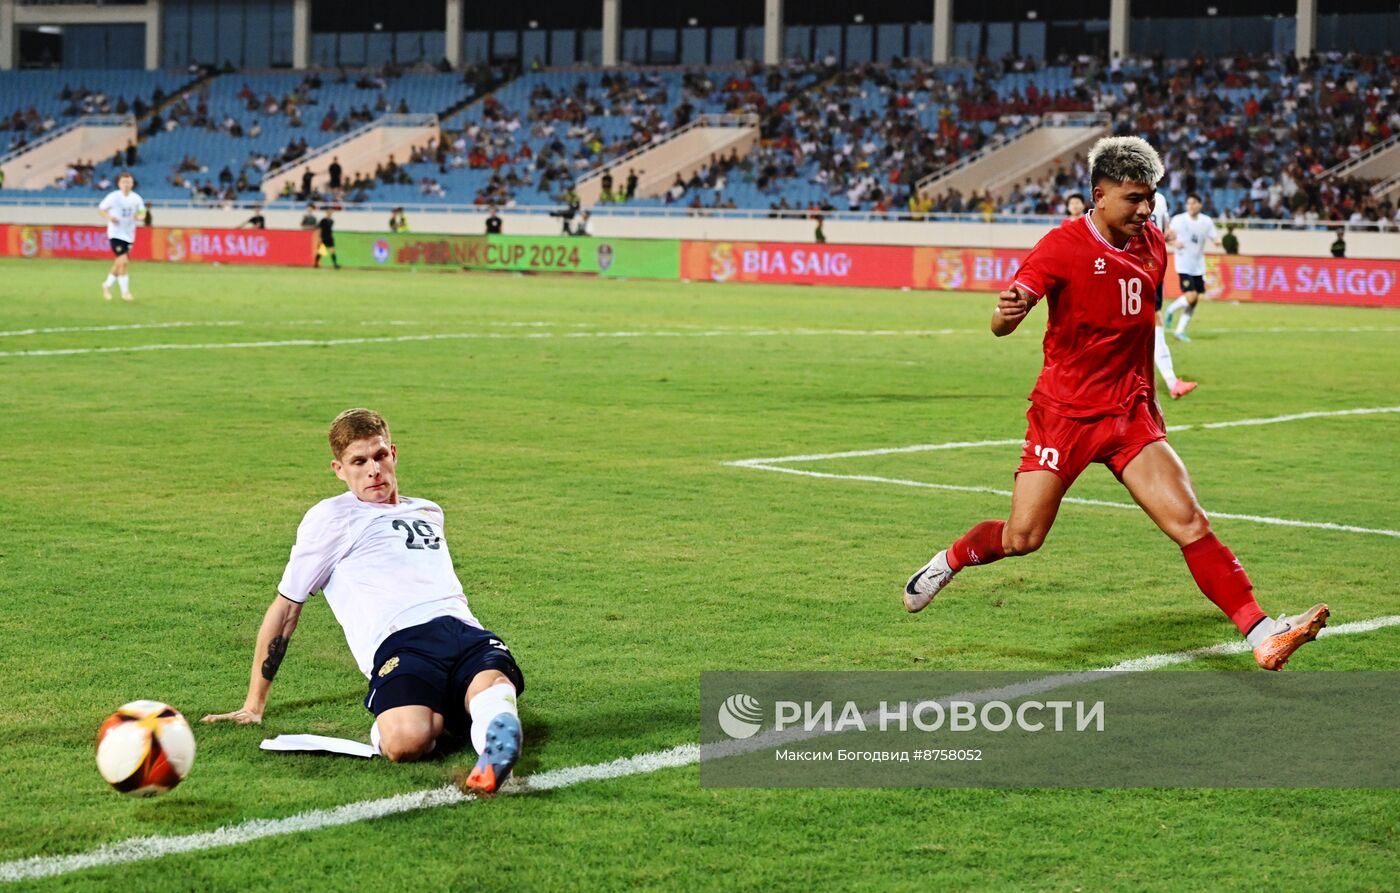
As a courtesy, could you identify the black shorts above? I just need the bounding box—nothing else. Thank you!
[364,616,524,737]
[1154,279,1164,311]
[110,239,131,256]
[319,235,335,249]
[1178,273,1205,294]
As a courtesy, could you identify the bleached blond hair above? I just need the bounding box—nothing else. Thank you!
[1088,136,1164,188]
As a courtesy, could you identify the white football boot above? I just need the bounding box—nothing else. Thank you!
[903,550,956,613]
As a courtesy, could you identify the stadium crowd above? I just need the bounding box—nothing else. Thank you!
[5,50,1396,227]
[915,51,1400,226]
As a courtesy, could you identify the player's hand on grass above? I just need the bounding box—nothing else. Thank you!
[996,288,1031,321]
[200,707,264,725]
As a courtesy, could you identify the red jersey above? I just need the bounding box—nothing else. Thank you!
[1011,212,1167,418]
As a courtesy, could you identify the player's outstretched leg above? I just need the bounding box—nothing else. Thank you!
[1183,529,1327,668]
[1120,442,1326,669]
[462,676,522,795]
[904,470,1064,612]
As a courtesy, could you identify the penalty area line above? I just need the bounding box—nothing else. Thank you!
[3,615,1399,883]
[729,463,1400,538]
[0,328,960,358]
[726,406,1400,466]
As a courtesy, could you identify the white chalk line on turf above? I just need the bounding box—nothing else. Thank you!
[728,463,1400,538]
[4,614,1398,884]
[725,406,1400,538]
[1189,406,1400,429]
[0,320,245,338]
[726,407,1400,467]
[0,328,961,358]
[1209,325,1400,334]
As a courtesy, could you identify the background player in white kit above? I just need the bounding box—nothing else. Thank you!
[1151,193,1197,399]
[1164,193,1222,342]
[202,408,525,795]
[97,172,144,302]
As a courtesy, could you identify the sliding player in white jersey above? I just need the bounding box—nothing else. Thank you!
[1164,193,1222,342]
[1151,193,1196,398]
[203,409,525,795]
[97,172,144,302]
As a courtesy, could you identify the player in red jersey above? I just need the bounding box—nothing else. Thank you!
[903,136,1327,670]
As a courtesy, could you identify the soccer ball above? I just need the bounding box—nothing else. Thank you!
[95,700,196,795]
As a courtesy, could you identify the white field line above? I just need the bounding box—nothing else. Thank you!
[726,407,1400,467]
[0,328,962,359]
[725,406,1400,538]
[3,320,1394,342]
[1189,406,1400,429]
[1209,325,1400,334]
[728,438,1024,466]
[4,614,1398,884]
[0,321,244,338]
[731,463,1400,538]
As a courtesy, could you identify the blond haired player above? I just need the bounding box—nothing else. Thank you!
[203,409,525,794]
[903,137,1326,671]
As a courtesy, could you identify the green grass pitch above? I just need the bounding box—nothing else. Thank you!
[1,258,1397,891]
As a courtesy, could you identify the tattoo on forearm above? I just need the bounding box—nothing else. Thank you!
[261,635,288,681]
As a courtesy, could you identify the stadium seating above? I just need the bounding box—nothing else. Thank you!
[1,69,191,153]
[30,70,471,202]
[3,49,1393,227]
[338,65,819,207]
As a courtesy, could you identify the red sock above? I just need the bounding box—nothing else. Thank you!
[947,520,1007,571]
[1182,533,1267,635]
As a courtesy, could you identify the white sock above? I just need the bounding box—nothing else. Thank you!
[1165,296,1189,317]
[117,275,130,295]
[1154,326,1177,388]
[468,681,519,755]
[103,274,116,287]
[1245,617,1278,648]
[1175,302,1195,335]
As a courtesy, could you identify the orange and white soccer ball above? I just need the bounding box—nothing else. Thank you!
[95,701,196,795]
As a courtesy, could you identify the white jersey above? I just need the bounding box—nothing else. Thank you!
[1151,193,1170,235]
[277,491,481,678]
[99,190,145,243]
[1168,211,1219,276]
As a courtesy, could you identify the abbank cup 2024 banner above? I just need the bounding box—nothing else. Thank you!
[678,240,1400,309]
[337,232,680,279]
[0,224,316,266]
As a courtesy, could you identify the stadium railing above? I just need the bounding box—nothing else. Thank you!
[260,112,440,186]
[1370,172,1400,200]
[572,112,762,191]
[913,112,1109,196]
[0,113,133,167]
[1316,132,1400,181]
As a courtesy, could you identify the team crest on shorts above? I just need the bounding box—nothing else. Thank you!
[378,656,400,677]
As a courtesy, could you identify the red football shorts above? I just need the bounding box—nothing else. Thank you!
[1016,397,1166,487]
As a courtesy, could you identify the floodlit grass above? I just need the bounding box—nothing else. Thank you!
[1,258,1397,891]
